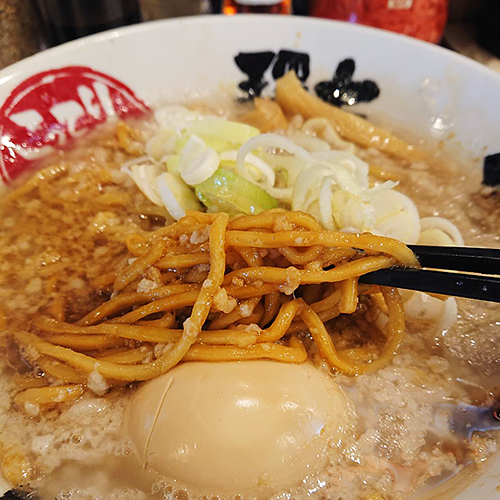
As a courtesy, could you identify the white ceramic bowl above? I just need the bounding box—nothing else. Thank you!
[0,15,499,499]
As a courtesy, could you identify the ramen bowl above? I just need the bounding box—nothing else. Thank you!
[0,15,499,500]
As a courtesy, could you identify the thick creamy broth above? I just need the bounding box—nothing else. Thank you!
[0,97,498,500]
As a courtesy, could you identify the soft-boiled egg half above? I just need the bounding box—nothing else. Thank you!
[124,360,355,498]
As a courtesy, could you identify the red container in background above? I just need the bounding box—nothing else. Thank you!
[223,0,291,14]
[310,0,449,44]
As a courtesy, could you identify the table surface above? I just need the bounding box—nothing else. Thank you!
[445,22,500,74]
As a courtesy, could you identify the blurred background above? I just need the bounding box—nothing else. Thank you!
[0,0,497,71]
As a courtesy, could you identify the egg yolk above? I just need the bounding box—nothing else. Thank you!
[124,360,355,497]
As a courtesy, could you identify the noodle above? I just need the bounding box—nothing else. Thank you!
[236,302,264,326]
[275,71,425,163]
[126,234,149,257]
[36,316,258,347]
[258,299,302,343]
[138,312,176,328]
[225,230,417,266]
[44,334,126,351]
[209,297,260,330]
[369,164,400,182]
[260,291,282,327]
[234,247,265,267]
[14,385,85,410]
[13,377,48,392]
[228,210,322,231]
[78,284,200,325]
[339,278,359,315]
[222,256,397,286]
[11,208,414,405]
[114,239,167,291]
[108,290,200,324]
[183,337,307,363]
[5,164,67,203]
[36,356,86,384]
[96,346,154,364]
[241,97,288,132]
[116,121,145,156]
[157,253,210,269]
[280,246,323,265]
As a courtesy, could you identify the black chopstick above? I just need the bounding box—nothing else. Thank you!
[359,268,500,303]
[358,245,500,303]
[408,245,500,275]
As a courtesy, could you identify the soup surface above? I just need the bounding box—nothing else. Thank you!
[0,83,498,500]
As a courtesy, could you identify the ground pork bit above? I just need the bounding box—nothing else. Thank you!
[212,288,237,314]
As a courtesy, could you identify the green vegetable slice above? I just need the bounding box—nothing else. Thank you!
[195,168,278,215]
[165,154,180,175]
[185,119,259,145]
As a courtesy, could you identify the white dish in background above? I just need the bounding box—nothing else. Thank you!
[0,15,499,499]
